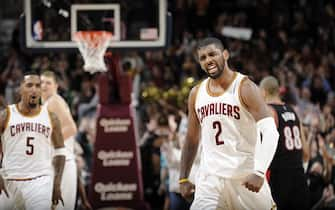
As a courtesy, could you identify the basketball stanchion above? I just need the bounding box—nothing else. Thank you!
[74,31,149,209]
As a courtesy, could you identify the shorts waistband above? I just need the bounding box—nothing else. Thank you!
[7,175,46,181]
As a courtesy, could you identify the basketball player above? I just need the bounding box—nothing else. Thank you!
[41,71,82,210]
[179,37,279,209]
[0,71,65,209]
[259,76,310,210]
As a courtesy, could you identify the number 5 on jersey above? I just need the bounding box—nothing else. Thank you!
[26,137,34,155]
[213,121,224,145]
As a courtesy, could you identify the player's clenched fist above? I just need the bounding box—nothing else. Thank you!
[52,185,64,207]
[179,179,195,202]
[242,173,264,193]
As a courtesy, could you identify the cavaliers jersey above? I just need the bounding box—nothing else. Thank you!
[195,72,257,178]
[1,104,53,179]
[269,104,303,170]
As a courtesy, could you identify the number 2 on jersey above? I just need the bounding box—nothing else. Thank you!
[213,121,224,145]
[26,137,34,155]
[284,125,302,150]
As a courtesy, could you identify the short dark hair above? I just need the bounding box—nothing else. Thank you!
[21,71,39,83]
[23,70,39,77]
[197,37,224,51]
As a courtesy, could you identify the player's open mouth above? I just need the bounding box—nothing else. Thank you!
[207,65,217,73]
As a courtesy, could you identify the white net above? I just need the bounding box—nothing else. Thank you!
[73,31,112,74]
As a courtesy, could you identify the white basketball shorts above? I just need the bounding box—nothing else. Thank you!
[191,173,276,210]
[0,175,53,210]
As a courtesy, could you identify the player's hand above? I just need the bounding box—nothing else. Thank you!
[180,180,195,202]
[242,173,264,193]
[0,175,9,198]
[82,199,93,210]
[52,185,64,207]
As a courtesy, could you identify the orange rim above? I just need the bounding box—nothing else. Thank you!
[74,31,113,39]
[74,31,113,47]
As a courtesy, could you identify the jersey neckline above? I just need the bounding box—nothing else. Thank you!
[15,104,42,118]
[206,71,237,97]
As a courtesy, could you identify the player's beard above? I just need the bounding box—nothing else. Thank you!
[28,102,38,109]
[207,64,224,79]
[28,96,39,108]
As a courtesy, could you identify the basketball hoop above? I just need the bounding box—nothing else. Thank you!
[73,31,112,74]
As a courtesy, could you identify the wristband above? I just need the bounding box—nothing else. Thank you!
[254,170,265,178]
[178,178,189,184]
[54,147,67,156]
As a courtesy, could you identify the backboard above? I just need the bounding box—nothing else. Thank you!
[22,0,169,51]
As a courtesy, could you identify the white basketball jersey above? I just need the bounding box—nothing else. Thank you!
[1,104,53,179]
[195,72,257,178]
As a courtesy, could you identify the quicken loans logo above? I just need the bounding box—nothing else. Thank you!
[94,182,137,201]
[99,118,131,133]
[97,150,134,167]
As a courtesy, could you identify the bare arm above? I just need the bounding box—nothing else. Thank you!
[0,108,7,134]
[179,86,200,180]
[240,78,279,192]
[50,111,65,186]
[48,96,78,140]
[0,108,8,165]
[0,108,9,197]
[240,78,278,174]
[240,78,272,121]
[300,123,310,163]
[49,111,65,205]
